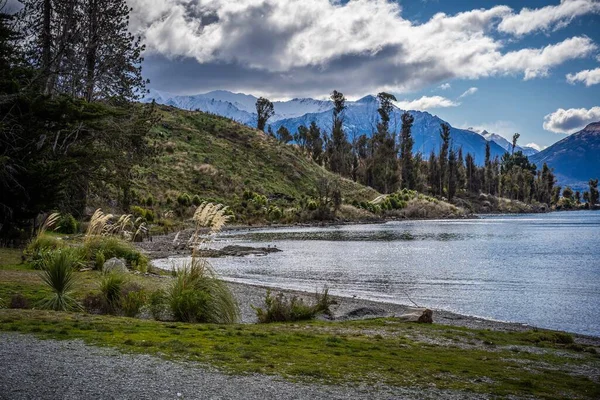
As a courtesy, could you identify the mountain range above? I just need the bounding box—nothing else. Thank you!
[478,131,539,157]
[143,89,511,164]
[530,123,600,192]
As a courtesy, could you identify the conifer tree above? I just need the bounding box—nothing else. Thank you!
[328,90,352,177]
[438,123,451,196]
[400,111,415,190]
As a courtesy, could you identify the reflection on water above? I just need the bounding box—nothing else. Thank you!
[154,211,600,336]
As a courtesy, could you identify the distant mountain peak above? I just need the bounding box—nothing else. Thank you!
[355,95,377,104]
[584,122,600,131]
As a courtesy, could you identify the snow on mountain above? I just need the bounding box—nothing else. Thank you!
[143,89,508,165]
[478,130,539,157]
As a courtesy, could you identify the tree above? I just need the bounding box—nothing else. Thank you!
[370,92,399,193]
[294,125,309,151]
[575,191,581,204]
[511,133,520,155]
[484,141,492,194]
[17,0,147,101]
[400,111,415,190]
[447,148,457,201]
[276,126,293,144]
[327,90,352,177]
[308,121,324,164]
[439,123,451,196]
[589,178,599,205]
[255,97,274,132]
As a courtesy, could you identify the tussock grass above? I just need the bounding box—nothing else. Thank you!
[83,236,148,271]
[253,288,334,323]
[168,258,239,323]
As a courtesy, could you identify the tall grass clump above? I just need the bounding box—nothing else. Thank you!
[39,249,82,311]
[167,202,238,323]
[24,213,64,269]
[253,288,334,323]
[84,236,148,271]
[168,258,239,323]
[99,272,127,314]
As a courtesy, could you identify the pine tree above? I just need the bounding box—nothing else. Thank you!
[438,123,451,196]
[370,92,399,193]
[328,90,352,177]
[448,148,457,201]
[399,111,415,190]
[589,178,599,205]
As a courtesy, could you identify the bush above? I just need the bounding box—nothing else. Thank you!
[10,293,29,309]
[145,195,155,207]
[82,292,106,314]
[149,290,167,320]
[99,272,127,314]
[56,214,79,234]
[39,249,83,311]
[130,206,155,223]
[253,288,334,323]
[84,236,149,271]
[24,234,64,269]
[120,282,147,317]
[167,258,239,323]
[192,195,202,206]
[177,193,192,207]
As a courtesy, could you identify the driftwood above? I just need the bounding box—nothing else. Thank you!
[396,308,433,323]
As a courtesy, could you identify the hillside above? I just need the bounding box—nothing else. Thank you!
[143,91,508,165]
[530,122,600,192]
[111,105,378,211]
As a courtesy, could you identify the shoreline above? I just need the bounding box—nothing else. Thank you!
[222,279,600,345]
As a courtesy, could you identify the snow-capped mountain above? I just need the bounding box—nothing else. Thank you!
[479,130,539,157]
[142,89,508,164]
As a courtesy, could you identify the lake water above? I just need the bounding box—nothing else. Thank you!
[155,211,600,336]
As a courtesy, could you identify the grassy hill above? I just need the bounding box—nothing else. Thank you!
[90,105,379,222]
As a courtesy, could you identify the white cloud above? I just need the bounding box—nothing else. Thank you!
[459,87,478,98]
[566,68,600,86]
[128,0,599,97]
[525,142,545,151]
[498,0,600,36]
[439,83,451,90]
[543,106,600,134]
[395,95,459,111]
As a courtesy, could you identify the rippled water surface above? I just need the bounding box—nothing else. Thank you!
[156,211,600,336]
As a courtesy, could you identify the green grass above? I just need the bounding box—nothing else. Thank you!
[125,106,378,209]
[0,309,598,399]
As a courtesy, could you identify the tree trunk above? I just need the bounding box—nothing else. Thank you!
[42,0,53,95]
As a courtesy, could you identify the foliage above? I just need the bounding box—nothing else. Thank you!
[253,288,333,323]
[83,236,148,271]
[38,249,82,311]
[9,293,29,309]
[148,289,167,320]
[56,214,79,234]
[167,258,239,324]
[255,97,274,132]
[120,283,148,318]
[99,272,127,314]
[24,234,65,269]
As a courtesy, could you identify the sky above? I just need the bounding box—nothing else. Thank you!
[7,0,600,149]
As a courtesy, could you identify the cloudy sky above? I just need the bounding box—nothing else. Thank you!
[9,0,599,148]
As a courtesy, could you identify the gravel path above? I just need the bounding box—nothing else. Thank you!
[0,333,483,400]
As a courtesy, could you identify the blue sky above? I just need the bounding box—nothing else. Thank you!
[8,0,594,149]
[392,0,600,148]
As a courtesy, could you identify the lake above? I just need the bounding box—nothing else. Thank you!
[155,211,600,336]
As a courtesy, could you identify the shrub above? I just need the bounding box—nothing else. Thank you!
[253,288,334,323]
[269,206,283,220]
[10,293,29,309]
[84,236,149,271]
[39,249,83,311]
[24,234,64,269]
[120,283,147,318]
[99,272,127,314]
[145,195,155,207]
[56,214,79,234]
[82,292,106,314]
[177,193,192,207]
[149,289,167,320]
[167,258,239,323]
[192,195,202,206]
